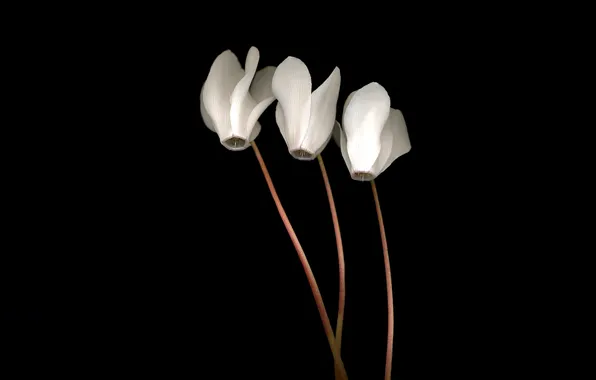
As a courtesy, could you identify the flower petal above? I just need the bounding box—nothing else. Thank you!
[250,66,276,103]
[299,67,341,156]
[342,82,391,173]
[332,118,342,147]
[334,121,353,173]
[246,96,275,135]
[249,121,261,143]
[230,47,260,139]
[275,102,291,147]
[246,65,276,139]
[200,84,215,132]
[272,57,312,150]
[201,50,244,139]
[376,108,411,175]
[342,91,356,121]
[371,121,394,174]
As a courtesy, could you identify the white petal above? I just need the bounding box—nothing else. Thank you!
[200,84,215,132]
[299,67,341,156]
[246,96,275,133]
[312,131,333,157]
[275,102,291,147]
[336,121,378,181]
[332,118,342,147]
[271,57,312,150]
[342,82,391,173]
[376,108,411,175]
[201,50,244,139]
[371,122,394,174]
[247,65,277,138]
[334,121,353,174]
[230,47,260,139]
[250,66,276,103]
[342,91,356,121]
[249,121,261,142]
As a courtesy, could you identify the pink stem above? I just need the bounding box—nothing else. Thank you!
[251,142,348,379]
[317,154,346,380]
[371,180,394,380]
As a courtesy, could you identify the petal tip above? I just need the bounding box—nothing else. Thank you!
[217,49,236,60]
[279,56,307,69]
[247,46,260,59]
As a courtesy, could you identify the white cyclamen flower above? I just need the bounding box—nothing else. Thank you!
[333,82,411,181]
[272,57,341,160]
[200,46,276,151]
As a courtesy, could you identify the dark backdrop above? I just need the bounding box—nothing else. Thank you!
[3,20,487,379]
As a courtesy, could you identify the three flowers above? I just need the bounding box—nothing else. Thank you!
[200,46,411,180]
[199,46,411,379]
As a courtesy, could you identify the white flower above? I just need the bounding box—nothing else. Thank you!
[333,82,411,181]
[272,57,341,160]
[200,47,276,151]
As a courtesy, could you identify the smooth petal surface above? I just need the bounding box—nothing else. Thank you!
[275,103,290,147]
[249,121,262,142]
[246,96,275,137]
[272,57,312,151]
[246,65,276,140]
[335,121,378,180]
[300,67,341,156]
[250,66,276,103]
[342,91,356,120]
[371,121,394,174]
[200,84,215,132]
[201,50,244,140]
[342,82,391,173]
[229,47,260,140]
[376,108,411,175]
[333,121,353,173]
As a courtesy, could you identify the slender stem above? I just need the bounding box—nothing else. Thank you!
[317,154,346,380]
[371,180,394,380]
[251,142,348,380]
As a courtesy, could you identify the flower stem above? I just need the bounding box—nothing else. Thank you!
[317,154,346,380]
[251,142,348,379]
[371,180,394,380]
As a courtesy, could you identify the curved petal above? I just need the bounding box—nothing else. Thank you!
[372,122,394,174]
[246,96,275,132]
[271,57,312,150]
[250,66,276,103]
[377,108,411,175]
[342,91,356,121]
[300,67,341,155]
[229,47,259,139]
[202,50,244,139]
[332,119,342,147]
[343,82,391,173]
[249,121,262,142]
[200,84,215,133]
[275,102,291,147]
[334,121,353,174]
[343,82,390,138]
[312,122,335,157]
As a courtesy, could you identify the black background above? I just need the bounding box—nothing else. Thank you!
[2,15,502,379]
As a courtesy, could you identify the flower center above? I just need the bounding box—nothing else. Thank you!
[352,171,375,181]
[222,137,247,150]
[290,149,315,160]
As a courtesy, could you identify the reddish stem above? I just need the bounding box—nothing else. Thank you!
[251,142,348,380]
[371,180,394,380]
[317,154,346,380]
